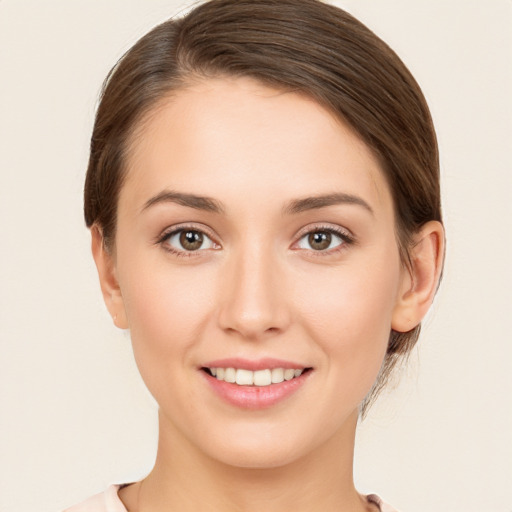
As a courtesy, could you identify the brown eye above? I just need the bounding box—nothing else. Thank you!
[308,231,332,251]
[163,228,217,253]
[296,229,347,252]
[179,230,204,251]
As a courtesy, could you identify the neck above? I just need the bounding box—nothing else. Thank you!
[123,409,372,512]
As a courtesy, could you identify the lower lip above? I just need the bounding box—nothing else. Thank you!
[202,371,311,410]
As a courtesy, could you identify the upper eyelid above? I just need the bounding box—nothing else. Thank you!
[294,223,354,240]
[157,223,219,243]
[155,222,354,248]
[291,225,356,254]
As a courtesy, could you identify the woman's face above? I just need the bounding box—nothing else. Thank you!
[111,77,408,468]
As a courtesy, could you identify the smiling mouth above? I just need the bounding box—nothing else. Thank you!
[202,367,312,386]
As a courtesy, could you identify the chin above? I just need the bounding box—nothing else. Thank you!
[212,444,303,470]
[197,420,329,470]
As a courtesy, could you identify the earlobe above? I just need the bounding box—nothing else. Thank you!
[91,226,129,329]
[391,221,445,333]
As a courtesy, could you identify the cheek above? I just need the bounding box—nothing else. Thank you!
[117,258,216,391]
[295,253,401,388]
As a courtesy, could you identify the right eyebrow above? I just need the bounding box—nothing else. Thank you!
[282,192,374,216]
[141,190,225,214]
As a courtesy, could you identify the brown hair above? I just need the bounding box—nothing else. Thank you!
[84,0,442,414]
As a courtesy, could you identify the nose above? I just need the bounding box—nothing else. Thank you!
[217,242,291,340]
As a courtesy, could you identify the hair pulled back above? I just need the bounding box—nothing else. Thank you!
[84,0,442,413]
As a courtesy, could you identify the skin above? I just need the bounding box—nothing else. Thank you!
[92,77,444,512]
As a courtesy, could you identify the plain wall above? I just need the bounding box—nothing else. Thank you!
[1,1,511,511]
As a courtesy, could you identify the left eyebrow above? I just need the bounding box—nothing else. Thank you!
[282,193,374,216]
[141,190,225,214]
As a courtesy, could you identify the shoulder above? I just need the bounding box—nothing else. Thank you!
[62,484,127,512]
[63,487,398,512]
[366,493,401,512]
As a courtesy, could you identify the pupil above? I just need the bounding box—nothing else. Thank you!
[309,231,331,250]
[180,230,203,250]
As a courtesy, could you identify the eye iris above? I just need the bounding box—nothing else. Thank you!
[179,230,203,250]
[308,231,331,250]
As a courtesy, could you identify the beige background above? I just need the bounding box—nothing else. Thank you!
[1,1,511,511]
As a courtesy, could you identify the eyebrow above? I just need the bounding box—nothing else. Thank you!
[142,190,225,214]
[141,190,373,217]
[282,193,374,216]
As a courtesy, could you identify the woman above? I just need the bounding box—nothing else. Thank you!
[65,0,444,510]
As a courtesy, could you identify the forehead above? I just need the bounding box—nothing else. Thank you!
[121,76,392,217]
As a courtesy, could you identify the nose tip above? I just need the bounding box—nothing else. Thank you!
[217,252,290,340]
[218,283,288,340]
[222,308,281,340]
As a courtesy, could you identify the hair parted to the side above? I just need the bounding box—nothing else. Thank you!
[84,0,442,415]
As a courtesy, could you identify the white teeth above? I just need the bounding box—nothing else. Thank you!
[271,368,284,384]
[208,367,306,386]
[253,369,272,386]
[224,367,236,383]
[236,369,253,385]
[284,369,295,381]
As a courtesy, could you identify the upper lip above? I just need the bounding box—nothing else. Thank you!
[201,357,309,371]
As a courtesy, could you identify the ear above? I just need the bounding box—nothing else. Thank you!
[90,225,129,329]
[392,221,445,333]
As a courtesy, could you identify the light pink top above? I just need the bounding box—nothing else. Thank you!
[63,484,399,512]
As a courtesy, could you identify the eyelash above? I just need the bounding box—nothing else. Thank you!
[293,225,355,255]
[156,224,355,258]
[156,224,220,258]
